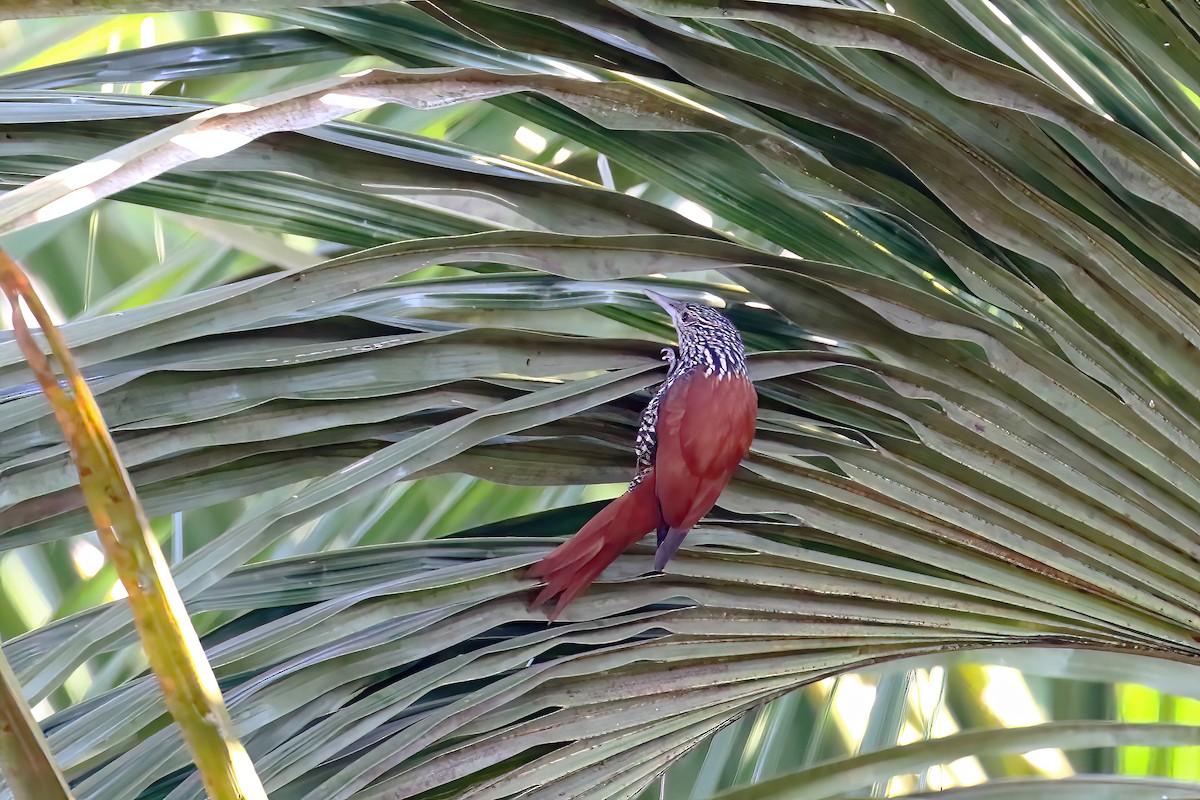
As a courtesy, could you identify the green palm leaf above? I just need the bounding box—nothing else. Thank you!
[3,2,1200,798]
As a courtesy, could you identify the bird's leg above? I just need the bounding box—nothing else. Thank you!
[654,527,689,572]
[660,346,678,374]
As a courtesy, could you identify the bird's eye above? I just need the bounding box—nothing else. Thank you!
[679,311,692,323]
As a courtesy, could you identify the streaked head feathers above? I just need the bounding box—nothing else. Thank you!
[645,290,747,378]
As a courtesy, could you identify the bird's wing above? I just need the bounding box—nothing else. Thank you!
[653,371,757,530]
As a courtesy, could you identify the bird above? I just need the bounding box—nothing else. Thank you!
[527,290,758,617]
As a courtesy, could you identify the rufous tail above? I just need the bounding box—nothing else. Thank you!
[526,472,659,618]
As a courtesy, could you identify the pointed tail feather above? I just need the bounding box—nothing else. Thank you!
[527,472,659,618]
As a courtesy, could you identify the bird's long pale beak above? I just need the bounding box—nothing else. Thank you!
[644,289,682,325]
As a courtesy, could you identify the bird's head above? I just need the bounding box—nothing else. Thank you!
[644,290,747,377]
